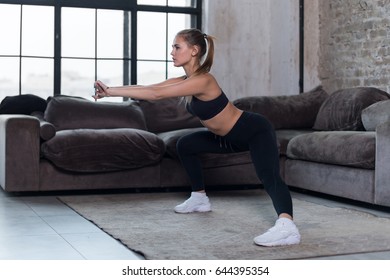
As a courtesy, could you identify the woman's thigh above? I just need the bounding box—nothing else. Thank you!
[176,130,236,155]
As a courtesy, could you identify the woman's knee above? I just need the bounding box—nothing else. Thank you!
[176,131,215,156]
[176,135,193,156]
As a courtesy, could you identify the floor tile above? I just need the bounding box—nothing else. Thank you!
[42,215,102,234]
[0,234,84,260]
[0,216,57,237]
[61,232,143,260]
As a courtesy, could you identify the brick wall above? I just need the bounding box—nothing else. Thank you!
[317,0,390,94]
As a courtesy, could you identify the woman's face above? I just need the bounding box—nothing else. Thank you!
[170,36,197,67]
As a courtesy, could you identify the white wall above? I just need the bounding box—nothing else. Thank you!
[203,0,300,99]
[303,0,321,91]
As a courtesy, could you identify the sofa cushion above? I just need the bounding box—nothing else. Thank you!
[45,96,147,131]
[233,86,328,129]
[275,129,314,156]
[41,128,165,172]
[287,131,376,169]
[313,87,389,131]
[361,100,390,131]
[138,97,202,133]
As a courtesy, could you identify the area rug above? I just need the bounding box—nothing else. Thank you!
[59,189,390,260]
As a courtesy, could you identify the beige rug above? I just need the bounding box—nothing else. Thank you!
[59,189,390,259]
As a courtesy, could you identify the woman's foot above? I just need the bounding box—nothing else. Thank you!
[174,192,211,213]
[254,217,301,246]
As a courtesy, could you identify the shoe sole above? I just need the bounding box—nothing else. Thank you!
[174,205,211,214]
[254,234,301,247]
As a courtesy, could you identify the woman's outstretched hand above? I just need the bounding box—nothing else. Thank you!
[93,80,110,100]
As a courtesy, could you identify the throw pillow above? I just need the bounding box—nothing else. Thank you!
[41,128,165,173]
[0,94,47,114]
[137,97,202,133]
[233,86,328,129]
[44,96,147,131]
[313,87,390,131]
[361,100,390,131]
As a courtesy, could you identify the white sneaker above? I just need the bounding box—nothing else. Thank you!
[174,192,211,213]
[254,217,301,246]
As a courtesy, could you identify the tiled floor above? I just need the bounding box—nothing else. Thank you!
[0,189,143,260]
[1,187,390,260]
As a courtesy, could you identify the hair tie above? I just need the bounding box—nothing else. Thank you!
[203,33,208,39]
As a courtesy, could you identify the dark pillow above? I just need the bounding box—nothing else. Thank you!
[0,94,47,114]
[233,86,328,129]
[137,97,202,133]
[313,87,390,131]
[41,128,165,173]
[361,100,390,131]
[44,96,147,131]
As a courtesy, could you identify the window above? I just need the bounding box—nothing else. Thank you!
[0,0,202,101]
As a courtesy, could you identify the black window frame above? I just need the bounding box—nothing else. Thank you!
[0,0,202,96]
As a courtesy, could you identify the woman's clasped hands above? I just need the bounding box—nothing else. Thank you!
[93,80,110,100]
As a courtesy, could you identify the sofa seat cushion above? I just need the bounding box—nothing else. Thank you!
[41,128,165,173]
[45,96,147,131]
[313,87,389,131]
[287,131,376,169]
[275,129,314,155]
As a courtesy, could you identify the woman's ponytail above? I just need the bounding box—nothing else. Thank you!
[194,34,215,76]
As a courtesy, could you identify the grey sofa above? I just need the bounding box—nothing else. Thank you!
[1,86,390,208]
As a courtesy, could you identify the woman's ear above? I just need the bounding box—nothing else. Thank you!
[191,45,200,57]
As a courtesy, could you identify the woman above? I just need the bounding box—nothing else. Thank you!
[94,28,300,247]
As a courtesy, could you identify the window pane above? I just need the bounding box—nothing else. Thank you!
[62,8,95,58]
[138,12,166,60]
[137,0,166,6]
[167,13,192,58]
[97,10,125,58]
[97,60,124,102]
[62,59,94,99]
[0,57,19,98]
[138,61,166,85]
[168,0,195,7]
[21,58,53,98]
[0,4,21,55]
[138,0,196,8]
[22,5,54,57]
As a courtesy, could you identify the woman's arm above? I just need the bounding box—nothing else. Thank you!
[94,74,215,101]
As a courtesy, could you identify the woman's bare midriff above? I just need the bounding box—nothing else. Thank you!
[200,102,243,136]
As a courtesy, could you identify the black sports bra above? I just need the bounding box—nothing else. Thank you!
[186,91,229,120]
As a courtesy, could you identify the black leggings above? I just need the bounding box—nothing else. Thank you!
[176,111,293,217]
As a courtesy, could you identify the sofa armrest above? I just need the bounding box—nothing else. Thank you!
[31,111,56,141]
[0,115,40,191]
[375,120,390,207]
